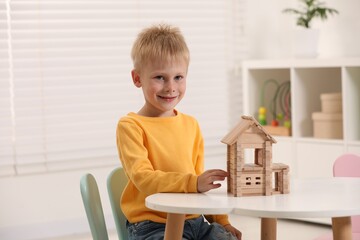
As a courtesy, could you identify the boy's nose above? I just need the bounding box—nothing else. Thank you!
[165,81,176,93]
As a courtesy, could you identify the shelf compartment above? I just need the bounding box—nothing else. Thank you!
[243,68,291,132]
[242,59,360,181]
[292,67,342,138]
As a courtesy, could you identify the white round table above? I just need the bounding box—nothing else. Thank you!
[146,178,360,240]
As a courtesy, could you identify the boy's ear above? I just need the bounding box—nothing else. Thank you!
[131,70,142,88]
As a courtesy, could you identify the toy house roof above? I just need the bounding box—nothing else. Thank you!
[221,115,277,145]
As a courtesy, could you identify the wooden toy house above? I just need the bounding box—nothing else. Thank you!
[221,115,290,197]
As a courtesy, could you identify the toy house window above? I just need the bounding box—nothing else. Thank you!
[272,171,280,193]
[244,148,254,163]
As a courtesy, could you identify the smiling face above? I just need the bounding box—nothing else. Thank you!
[132,57,188,117]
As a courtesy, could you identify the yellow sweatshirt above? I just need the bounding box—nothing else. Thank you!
[116,111,230,226]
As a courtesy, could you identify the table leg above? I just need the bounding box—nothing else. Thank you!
[332,216,352,240]
[261,218,277,240]
[164,213,185,240]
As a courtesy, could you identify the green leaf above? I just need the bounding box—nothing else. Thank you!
[282,0,339,28]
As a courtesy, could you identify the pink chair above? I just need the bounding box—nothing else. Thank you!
[314,153,360,240]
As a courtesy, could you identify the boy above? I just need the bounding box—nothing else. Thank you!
[116,23,242,240]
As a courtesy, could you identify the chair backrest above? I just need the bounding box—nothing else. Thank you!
[80,173,109,240]
[333,153,360,233]
[107,167,129,240]
[333,154,360,178]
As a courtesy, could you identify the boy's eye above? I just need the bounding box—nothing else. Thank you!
[155,76,164,80]
[175,75,183,81]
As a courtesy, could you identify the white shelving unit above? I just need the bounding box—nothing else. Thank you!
[242,58,360,180]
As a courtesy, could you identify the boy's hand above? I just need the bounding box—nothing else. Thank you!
[224,224,242,240]
[197,169,228,193]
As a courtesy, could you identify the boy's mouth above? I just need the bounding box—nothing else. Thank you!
[158,95,177,102]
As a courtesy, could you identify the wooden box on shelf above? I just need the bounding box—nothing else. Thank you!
[312,92,343,139]
[321,92,342,113]
[312,112,343,139]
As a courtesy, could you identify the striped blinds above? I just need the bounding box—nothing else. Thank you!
[0,0,245,176]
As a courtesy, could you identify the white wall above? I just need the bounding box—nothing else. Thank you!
[245,0,360,59]
[0,165,118,239]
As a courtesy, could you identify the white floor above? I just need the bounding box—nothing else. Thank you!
[46,215,333,240]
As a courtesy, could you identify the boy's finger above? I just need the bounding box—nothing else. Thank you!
[207,169,227,173]
[210,175,226,182]
[210,170,228,177]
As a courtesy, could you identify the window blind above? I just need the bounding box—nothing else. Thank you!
[0,0,244,176]
[0,0,14,175]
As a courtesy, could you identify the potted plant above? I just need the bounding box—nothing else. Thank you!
[283,0,339,29]
[283,0,339,58]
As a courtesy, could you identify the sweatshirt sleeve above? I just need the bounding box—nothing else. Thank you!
[116,120,198,195]
[193,121,205,177]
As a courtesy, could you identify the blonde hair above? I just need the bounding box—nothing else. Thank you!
[131,23,190,71]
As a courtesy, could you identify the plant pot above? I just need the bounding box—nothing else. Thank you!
[292,28,319,58]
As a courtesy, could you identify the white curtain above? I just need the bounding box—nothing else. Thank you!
[0,0,246,176]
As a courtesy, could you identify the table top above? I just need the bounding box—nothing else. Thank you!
[145,178,360,219]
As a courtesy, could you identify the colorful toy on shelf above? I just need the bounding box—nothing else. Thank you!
[221,115,290,197]
[259,79,291,136]
[277,80,291,129]
[258,107,267,125]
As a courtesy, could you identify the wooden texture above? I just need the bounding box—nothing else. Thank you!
[332,217,352,240]
[262,125,291,136]
[164,213,185,240]
[261,218,277,240]
[223,115,290,197]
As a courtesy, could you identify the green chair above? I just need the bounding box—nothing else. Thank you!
[107,167,129,240]
[80,173,109,240]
